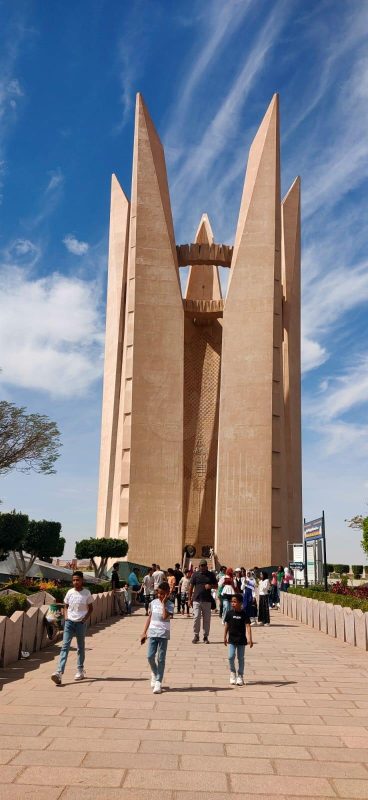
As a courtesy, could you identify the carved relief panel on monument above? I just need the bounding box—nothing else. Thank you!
[183,317,222,554]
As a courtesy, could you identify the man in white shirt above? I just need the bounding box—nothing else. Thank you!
[51,571,93,686]
[152,565,165,591]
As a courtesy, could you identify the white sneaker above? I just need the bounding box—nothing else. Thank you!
[236,676,244,686]
[230,672,236,685]
[74,670,85,681]
[51,672,62,686]
[150,672,156,687]
[153,680,162,694]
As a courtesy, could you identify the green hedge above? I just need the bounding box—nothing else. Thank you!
[352,565,363,578]
[0,581,110,603]
[0,594,28,617]
[333,564,350,575]
[289,586,368,613]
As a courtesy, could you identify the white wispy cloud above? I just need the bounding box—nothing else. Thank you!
[116,0,161,131]
[25,168,65,229]
[301,336,327,374]
[0,20,27,200]
[164,0,253,155]
[301,53,368,221]
[3,237,41,267]
[307,355,368,424]
[46,168,64,194]
[167,0,291,239]
[63,235,89,256]
[0,265,104,397]
[284,4,368,141]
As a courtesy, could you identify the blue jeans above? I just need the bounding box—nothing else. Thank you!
[58,620,87,674]
[222,597,231,622]
[147,636,168,682]
[228,643,245,676]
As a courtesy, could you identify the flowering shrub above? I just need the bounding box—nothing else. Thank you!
[36,580,60,592]
[331,581,368,599]
[289,586,368,612]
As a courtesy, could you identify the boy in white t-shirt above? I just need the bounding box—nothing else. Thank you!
[51,571,93,686]
[141,581,174,694]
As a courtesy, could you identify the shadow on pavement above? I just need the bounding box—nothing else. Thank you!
[0,614,123,691]
[246,680,297,687]
[167,686,234,693]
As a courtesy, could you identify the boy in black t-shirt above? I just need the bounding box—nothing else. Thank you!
[224,593,253,685]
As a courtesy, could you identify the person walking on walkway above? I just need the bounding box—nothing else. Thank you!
[142,568,154,615]
[224,593,253,685]
[189,559,217,644]
[281,566,292,592]
[258,570,271,625]
[173,562,183,613]
[270,571,279,608]
[221,568,236,623]
[141,580,174,694]
[217,565,226,617]
[152,565,164,592]
[51,571,93,685]
[178,569,191,616]
[167,568,176,599]
[111,562,125,615]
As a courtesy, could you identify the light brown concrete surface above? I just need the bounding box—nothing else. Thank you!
[0,606,367,798]
[281,178,302,546]
[96,175,130,540]
[216,94,288,566]
[183,214,222,555]
[120,94,184,565]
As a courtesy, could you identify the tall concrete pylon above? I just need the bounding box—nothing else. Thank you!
[96,175,129,539]
[215,94,288,566]
[282,177,302,545]
[99,94,184,566]
[185,214,222,301]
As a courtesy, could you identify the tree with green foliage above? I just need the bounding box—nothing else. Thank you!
[345,513,368,558]
[0,510,28,561]
[345,514,365,529]
[0,401,61,476]
[362,517,368,558]
[75,537,128,578]
[13,519,65,578]
[0,511,65,578]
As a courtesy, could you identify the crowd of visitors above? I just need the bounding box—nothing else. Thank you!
[50,559,292,693]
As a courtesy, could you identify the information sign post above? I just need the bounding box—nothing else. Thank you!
[303,513,327,590]
[322,510,328,592]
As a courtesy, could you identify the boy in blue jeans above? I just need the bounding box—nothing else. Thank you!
[141,581,174,694]
[224,593,253,686]
[51,571,93,685]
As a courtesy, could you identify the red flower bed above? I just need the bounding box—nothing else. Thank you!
[331,581,368,599]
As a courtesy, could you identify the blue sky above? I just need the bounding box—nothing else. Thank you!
[0,0,367,563]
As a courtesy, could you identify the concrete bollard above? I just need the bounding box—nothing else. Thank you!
[335,605,345,643]
[354,610,367,650]
[327,604,336,637]
[343,607,355,646]
[311,599,319,630]
[319,601,327,633]
[2,611,24,667]
[22,607,39,654]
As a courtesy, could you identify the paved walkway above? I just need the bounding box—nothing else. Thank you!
[0,607,368,800]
